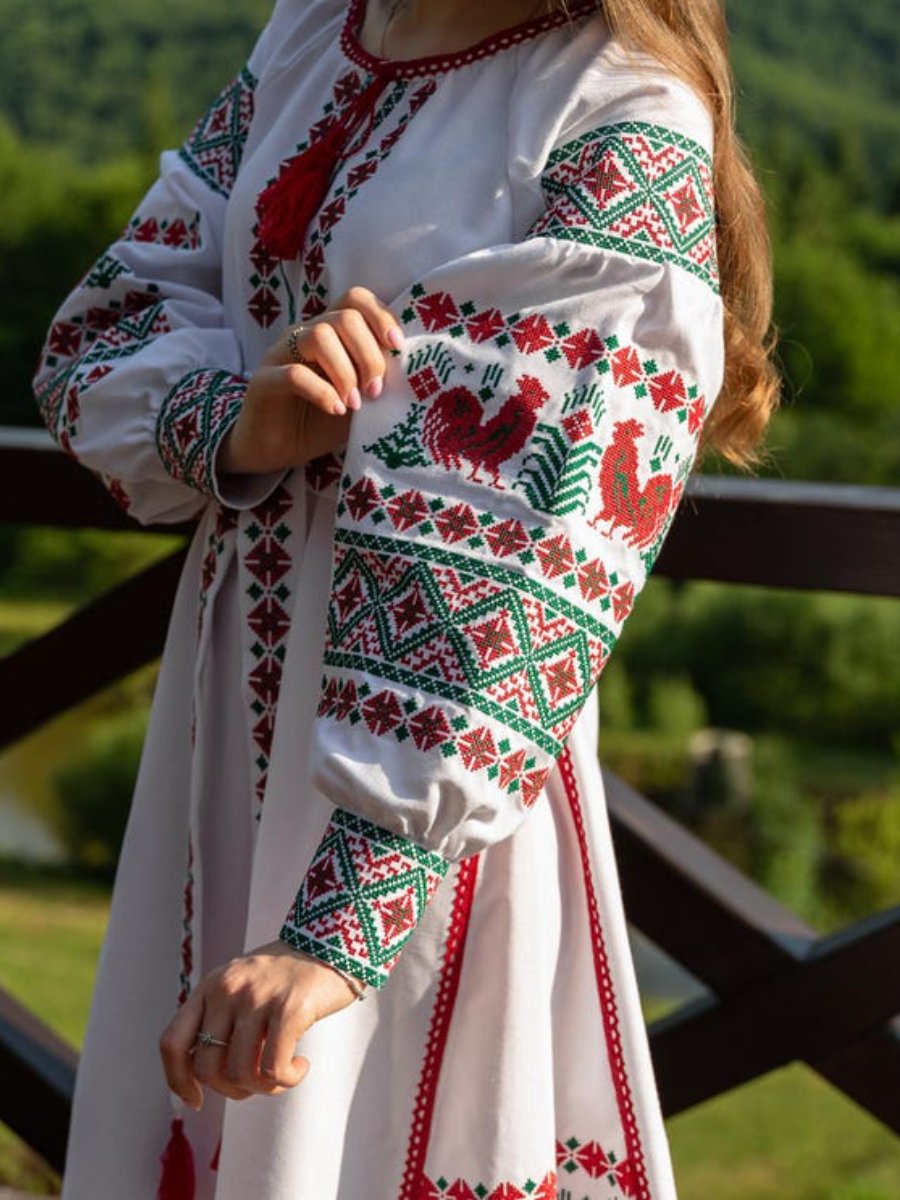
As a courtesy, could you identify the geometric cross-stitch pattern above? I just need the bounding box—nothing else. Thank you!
[317,674,551,807]
[280,808,450,989]
[155,368,247,497]
[337,476,636,620]
[239,484,297,815]
[324,531,614,756]
[123,211,202,252]
[556,1135,639,1198]
[179,65,257,199]
[35,281,170,458]
[317,270,713,816]
[296,72,436,320]
[422,1169,558,1199]
[530,120,718,294]
[421,1135,640,1200]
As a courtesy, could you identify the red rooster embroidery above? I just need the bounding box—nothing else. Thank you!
[422,374,549,487]
[591,418,679,549]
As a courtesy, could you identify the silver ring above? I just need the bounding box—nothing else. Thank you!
[196,1030,229,1049]
[287,324,311,365]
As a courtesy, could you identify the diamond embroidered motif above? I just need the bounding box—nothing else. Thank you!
[532,120,719,293]
[280,810,450,989]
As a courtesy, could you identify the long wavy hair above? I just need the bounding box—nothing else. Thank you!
[567,0,781,471]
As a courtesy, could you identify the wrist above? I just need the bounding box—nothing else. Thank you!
[282,943,368,1003]
[216,420,249,476]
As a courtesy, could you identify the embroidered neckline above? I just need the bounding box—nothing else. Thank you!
[341,0,598,79]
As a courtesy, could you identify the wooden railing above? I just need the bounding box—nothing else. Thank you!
[2,426,900,1176]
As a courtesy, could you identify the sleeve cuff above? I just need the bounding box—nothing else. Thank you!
[279,808,450,989]
[156,367,287,509]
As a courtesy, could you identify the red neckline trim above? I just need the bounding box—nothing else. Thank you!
[341,0,598,80]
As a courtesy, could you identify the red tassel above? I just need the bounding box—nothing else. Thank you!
[158,1117,196,1200]
[255,127,345,261]
[255,73,389,261]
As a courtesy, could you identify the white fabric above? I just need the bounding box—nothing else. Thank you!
[35,1,726,1195]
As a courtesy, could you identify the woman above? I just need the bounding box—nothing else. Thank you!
[34,1,778,1197]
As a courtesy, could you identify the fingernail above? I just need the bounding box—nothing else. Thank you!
[348,387,362,411]
[366,376,383,399]
[387,327,405,351]
[333,400,347,416]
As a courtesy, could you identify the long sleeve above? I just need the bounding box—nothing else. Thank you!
[32,19,286,524]
[279,67,724,988]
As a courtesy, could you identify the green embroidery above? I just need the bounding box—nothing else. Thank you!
[280,808,449,989]
[515,383,607,517]
[325,530,618,757]
[178,65,257,198]
[532,120,719,293]
[156,368,246,496]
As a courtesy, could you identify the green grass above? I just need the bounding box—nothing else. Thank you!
[1,868,898,1195]
[0,862,109,1194]
[667,1065,900,1199]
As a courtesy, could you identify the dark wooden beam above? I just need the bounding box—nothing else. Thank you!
[657,474,900,598]
[0,984,76,1175]
[605,768,900,1131]
[647,907,900,1128]
[603,767,816,991]
[0,549,186,752]
[0,428,193,535]
[0,428,138,532]
[3,429,900,596]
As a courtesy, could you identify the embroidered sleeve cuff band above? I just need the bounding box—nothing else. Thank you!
[279,807,450,990]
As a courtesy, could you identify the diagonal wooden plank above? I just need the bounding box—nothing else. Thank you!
[0,428,195,534]
[604,768,900,1131]
[0,985,75,1175]
[603,767,817,990]
[648,908,900,1128]
[0,549,186,752]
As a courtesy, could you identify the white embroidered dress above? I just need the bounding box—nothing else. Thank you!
[34,1,723,1197]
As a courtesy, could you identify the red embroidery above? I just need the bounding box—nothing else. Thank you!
[558,749,650,1200]
[318,674,551,807]
[531,121,719,293]
[400,857,480,1199]
[239,485,296,813]
[123,212,202,251]
[341,0,597,80]
[280,809,450,989]
[179,66,256,198]
[592,418,676,550]
[421,375,549,486]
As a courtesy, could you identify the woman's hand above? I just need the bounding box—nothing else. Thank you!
[158,940,358,1109]
[218,287,404,475]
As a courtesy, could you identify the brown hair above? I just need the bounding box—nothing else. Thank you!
[571,0,781,471]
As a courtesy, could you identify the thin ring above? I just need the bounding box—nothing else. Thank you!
[195,1030,229,1049]
[287,324,315,367]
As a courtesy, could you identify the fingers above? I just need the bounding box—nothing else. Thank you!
[301,320,364,413]
[159,988,206,1110]
[337,285,405,357]
[259,1004,312,1092]
[288,286,405,410]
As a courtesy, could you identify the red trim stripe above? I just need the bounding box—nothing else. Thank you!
[558,747,651,1200]
[399,855,480,1199]
[341,0,598,81]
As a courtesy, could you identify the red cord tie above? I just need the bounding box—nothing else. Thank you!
[255,73,389,261]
